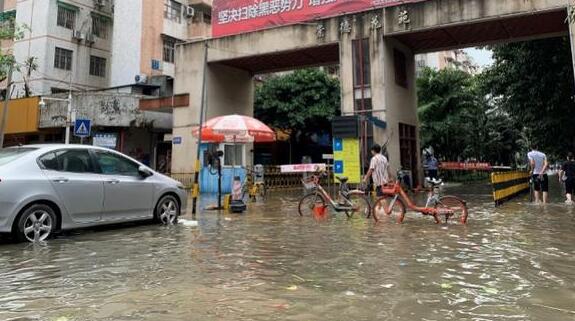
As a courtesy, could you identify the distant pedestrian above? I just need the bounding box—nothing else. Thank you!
[559,152,575,205]
[527,145,549,204]
[423,152,439,179]
[363,144,392,197]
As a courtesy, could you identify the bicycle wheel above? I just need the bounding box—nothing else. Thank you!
[373,195,406,223]
[298,193,327,217]
[346,192,372,219]
[435,196,468,224]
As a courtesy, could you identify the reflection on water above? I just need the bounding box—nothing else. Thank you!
[1,183,575,321]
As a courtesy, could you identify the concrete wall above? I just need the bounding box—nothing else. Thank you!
[171,42,254,173]
[39,93,172,129]
[384,0,569,35]
[110,0,142,87]
[381,38,419,174]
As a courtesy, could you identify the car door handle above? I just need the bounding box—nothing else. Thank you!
[106,179,120,185]
[53,178,69,183]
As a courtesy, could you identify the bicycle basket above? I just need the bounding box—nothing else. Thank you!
[302,177,317,190]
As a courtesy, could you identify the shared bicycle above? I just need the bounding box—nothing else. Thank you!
[373,172,468,224]
[298,173,372,219]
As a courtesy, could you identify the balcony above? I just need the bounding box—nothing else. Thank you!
[187,0,212,8]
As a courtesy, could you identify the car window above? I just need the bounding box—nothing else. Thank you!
[38,149,95,174]
[38,152,59,170]
[95,151,140,176]
[0,148,37,166]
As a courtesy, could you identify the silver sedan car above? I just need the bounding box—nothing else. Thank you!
[0,145,188,242]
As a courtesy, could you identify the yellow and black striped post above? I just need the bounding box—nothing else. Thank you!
[491,171,530,206]
[191,159,200,217]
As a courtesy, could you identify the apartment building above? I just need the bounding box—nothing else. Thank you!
[4,0,114,98]
[111,0,212,95]
[416,50,479,75]
[1,0,212,98]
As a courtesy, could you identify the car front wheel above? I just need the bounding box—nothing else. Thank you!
[16,204,57,243]
[155,195,180,225]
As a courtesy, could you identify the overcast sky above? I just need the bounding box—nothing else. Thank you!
[464,48,494,68]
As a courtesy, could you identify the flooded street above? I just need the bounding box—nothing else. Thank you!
[1,183,575,321]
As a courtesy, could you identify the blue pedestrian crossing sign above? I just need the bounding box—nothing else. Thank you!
[74,119,91,138]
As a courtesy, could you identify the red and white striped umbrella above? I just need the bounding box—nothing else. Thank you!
[193,114,276,143]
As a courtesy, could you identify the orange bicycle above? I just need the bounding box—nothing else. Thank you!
[373,172,468,224]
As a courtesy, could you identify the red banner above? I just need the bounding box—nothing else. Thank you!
[212,0,425,38]
[439,162,493,171]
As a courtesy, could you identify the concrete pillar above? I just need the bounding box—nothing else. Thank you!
[206,63,255,166]
[172,43,205,175]
[172,42,255,175]
[339,37,355,115]
[378,37,420,182]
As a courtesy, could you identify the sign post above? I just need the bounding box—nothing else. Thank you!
[74,119,91,143]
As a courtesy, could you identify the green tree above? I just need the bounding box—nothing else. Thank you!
[254,68,340,134]
[417,67,483,161]
[417,67,521,164]
[482,37,575,158]
[0,13,34,96]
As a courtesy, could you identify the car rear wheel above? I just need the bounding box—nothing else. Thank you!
[155,195,179,225]
[16,204,57,243]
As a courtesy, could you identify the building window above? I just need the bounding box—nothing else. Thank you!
[394,49,408,88]
[90,56,106,77]
[163,37,176,63]
[164,0,182,23]
[54,47,73,70]
[223,144,244,167]
[352,39,371,88]
[57,5,76,29]
[91,14,109,39]
[51,87,69,94]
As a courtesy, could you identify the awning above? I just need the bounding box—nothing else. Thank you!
[57,1,79,11]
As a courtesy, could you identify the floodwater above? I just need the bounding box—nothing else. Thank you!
[1,182,575,321]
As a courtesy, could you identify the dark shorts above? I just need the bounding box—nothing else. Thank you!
[426,169,438,179]
[375,186,384,197]
[565,177,575,195]
[532,174,549,192]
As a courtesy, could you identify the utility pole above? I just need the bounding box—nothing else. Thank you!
[65,70,73,145]
[191,41,209,217]
[0,64,15,148]
[64,90,72,144]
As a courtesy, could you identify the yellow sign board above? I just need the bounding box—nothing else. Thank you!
[333,138,361,184]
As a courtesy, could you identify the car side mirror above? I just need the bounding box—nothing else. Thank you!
[138,165,153,178]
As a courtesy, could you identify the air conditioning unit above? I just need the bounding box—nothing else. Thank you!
[135,74,148,84]
[72,30,84,41]
[85,33,95,44]
[185,5,195,18]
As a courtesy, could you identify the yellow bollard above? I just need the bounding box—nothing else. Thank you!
[223,194,231,210]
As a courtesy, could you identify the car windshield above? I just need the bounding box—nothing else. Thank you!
[0,148,37,166]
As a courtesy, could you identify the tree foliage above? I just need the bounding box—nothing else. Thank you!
[417,67,521,164]
[482,37,575,159]
[0,17,35,97]
[254,68,340,134]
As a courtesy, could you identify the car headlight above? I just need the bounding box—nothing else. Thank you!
[177,183,186,190]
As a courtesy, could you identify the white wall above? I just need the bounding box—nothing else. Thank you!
[12,0,113,97]
[110,0,143,87]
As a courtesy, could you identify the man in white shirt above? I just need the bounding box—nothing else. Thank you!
[528,145,549,204]
[363,144,392,196]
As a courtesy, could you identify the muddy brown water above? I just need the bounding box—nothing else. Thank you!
[1,182,575,321]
